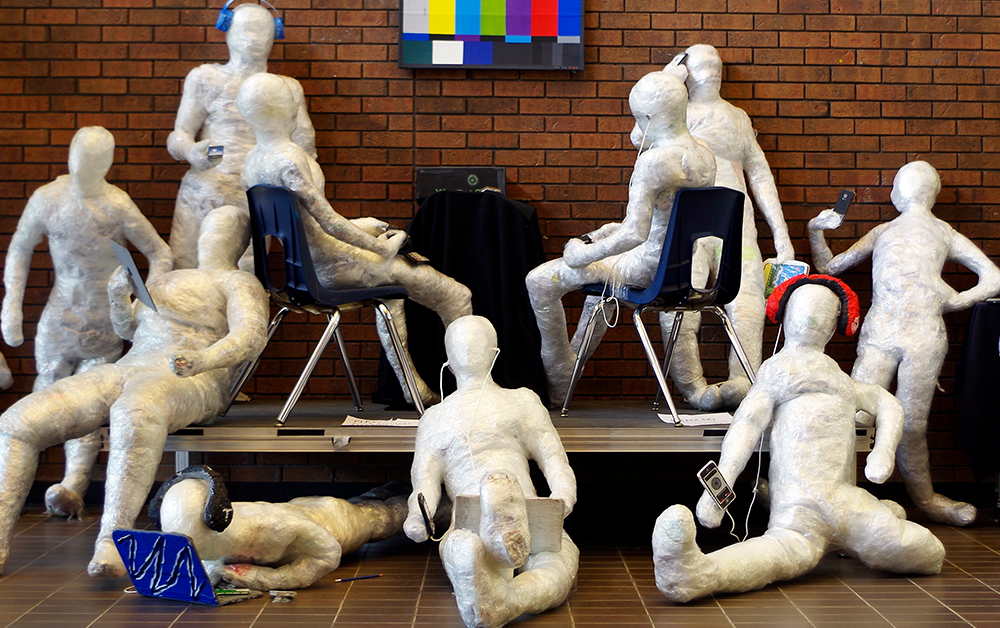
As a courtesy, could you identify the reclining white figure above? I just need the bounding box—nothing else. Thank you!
[809,160,1000,526]
[1,126,173,519]
[151,465,408,590]
[0,205,268,577]
[167,2,315,270]
[237,71,473,406]
[649,45,795,411]
[526,69,716,404]
[405,316,578,628]
[653,276,945,603]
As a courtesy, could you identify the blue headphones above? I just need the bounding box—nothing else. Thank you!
[216,0,285,40]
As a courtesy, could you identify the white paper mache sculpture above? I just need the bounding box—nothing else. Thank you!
[652,275,945,603]
[405,316,578,628]
[237,71,473,407]
[1,126,173,520]
[646,45,795,412]
[809,160,1000,527]
[526,69,717,405]
[167,2,315,270]
[0,205,269,577]
[151,465,408,590]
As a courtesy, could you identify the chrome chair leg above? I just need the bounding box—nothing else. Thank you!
[333,326,363,412]
[711,305,756,384]
[221,307,290,416]
[634,307,681,426]
[375,302,425,415]
[561,297,610,417]
[652,310,684,411]
[275,309,341,426]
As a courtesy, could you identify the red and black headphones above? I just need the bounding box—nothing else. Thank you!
[766,274,861,336]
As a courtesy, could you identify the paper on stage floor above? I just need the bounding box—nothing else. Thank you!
[658,412,734,427]
[342,415,420,427]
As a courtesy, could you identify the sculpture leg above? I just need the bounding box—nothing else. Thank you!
[526,262,581,404]
[718,257,765,408]
[660,310,723,411]
[374,299,439,407]
[652,505,824,603]
[569,296,611,362]
[839,489,944,574]
[391,262,474,327]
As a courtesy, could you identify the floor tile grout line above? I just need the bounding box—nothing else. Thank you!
[774,584,819,628]
[328,542,366,627]
[909,557,990,627]
[614,540,658,628]
[409,543,433,628]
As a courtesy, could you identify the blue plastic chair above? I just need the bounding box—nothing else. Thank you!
[229,185,425,425]
[560,187,756,424]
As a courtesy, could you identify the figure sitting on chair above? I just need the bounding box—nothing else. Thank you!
[405,316,579,628]
[525,69,716,405]
[237,71,472,407]
[653,276,944,603]
[0,206,269,577]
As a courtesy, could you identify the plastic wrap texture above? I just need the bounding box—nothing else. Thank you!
[808,160,1000,526]
[237,72,472,405]
[652,283,945,603]
[405,316,578,628]
[0,206,269,577]
[526,70,716,404]
[167,4,315,270]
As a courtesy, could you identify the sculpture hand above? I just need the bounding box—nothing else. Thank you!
[774,240,796,264]
[170,352,203,377]
[1,304,23,347]
[403,512,429,543]
[375,230,407,258]
[562,238,590,269]
[809,208,844,231]
[864,450,895,484]
[108,266,135,302]
[185,139,215,171]
[695,491,724,529]
[352,216,390,236]
[663,54,689,82]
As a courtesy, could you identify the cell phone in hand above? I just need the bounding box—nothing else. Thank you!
[698,460,735,509]
[207,145,224,160]
[833,189,854,216]
[417,492,436,539]
[675,52,688,65]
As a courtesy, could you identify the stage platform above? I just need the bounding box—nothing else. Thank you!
[101,399,874,469]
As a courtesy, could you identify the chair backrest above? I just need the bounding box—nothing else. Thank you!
[245,184,323,308]
[622,186,745,308]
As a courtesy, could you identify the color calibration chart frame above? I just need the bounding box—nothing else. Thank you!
[399,0,584,70]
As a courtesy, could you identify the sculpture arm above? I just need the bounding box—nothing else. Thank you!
[404,427,447,542]
[808,211,877,275]
[942,231,1000,312]
[855,381,904,484]
[2,198,46,346]
[287,78,318,160]
[120,201,174,280]
[166,68,213,170]
[222,522,341,590]
[696,385,773,528]
[108,266,138,340]
[525,406,577,516]
[744,140,794,262]
[170,277,269,377]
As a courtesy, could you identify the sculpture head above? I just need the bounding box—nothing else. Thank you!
[236,72,296,143]
[226,3,275,68]
[683,44,723,101]
[629,71,689,149]
[767,274,860,347]
[890,160,940,214]
[198,205,250,271]
[68,126,115,198]
[444,315,499,388]
[148,465,233,534]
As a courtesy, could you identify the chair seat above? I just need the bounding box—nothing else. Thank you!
[309,283,409,309]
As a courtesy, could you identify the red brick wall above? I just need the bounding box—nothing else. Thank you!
[1,0,998,486]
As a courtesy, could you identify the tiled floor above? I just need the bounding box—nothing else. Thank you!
[2,506,1000,627]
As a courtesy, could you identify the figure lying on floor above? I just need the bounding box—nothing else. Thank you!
[653,275,945,603]
[149,465,409,590]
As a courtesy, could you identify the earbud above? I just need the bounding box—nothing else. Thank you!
[439,360,451,398]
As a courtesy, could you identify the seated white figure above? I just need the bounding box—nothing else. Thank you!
[0,206,269,577]
[525,69,716,404]
[237,71,473,406]
[150,465,408,590]
[405,316,578,628]
[653,275,945,603]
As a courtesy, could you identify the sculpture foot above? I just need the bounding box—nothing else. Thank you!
[44,484,86,520]
[652,505,711,603]
[442,528,513,628]
[88,538,126,578]
[918,494,977,527]
[880,499,907,520]
[719,376,752,408]
[688,384,724,412]
[480,471,529,569]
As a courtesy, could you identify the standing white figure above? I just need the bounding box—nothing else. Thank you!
[647,45,795,411]
[237,71,473,406]
[404,316,579,628]
[1,126,173,519]
[653,276,945,603]
[151,465,408,590]
[526,70,716,404]
[0,205,269,577]
[809,160,1000,526]
[167,2,315,270]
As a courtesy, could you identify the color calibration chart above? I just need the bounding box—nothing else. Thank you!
[400,0,584,70]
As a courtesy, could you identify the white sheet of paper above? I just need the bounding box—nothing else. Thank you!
[341,415,420,428]
[658,412,734,427]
